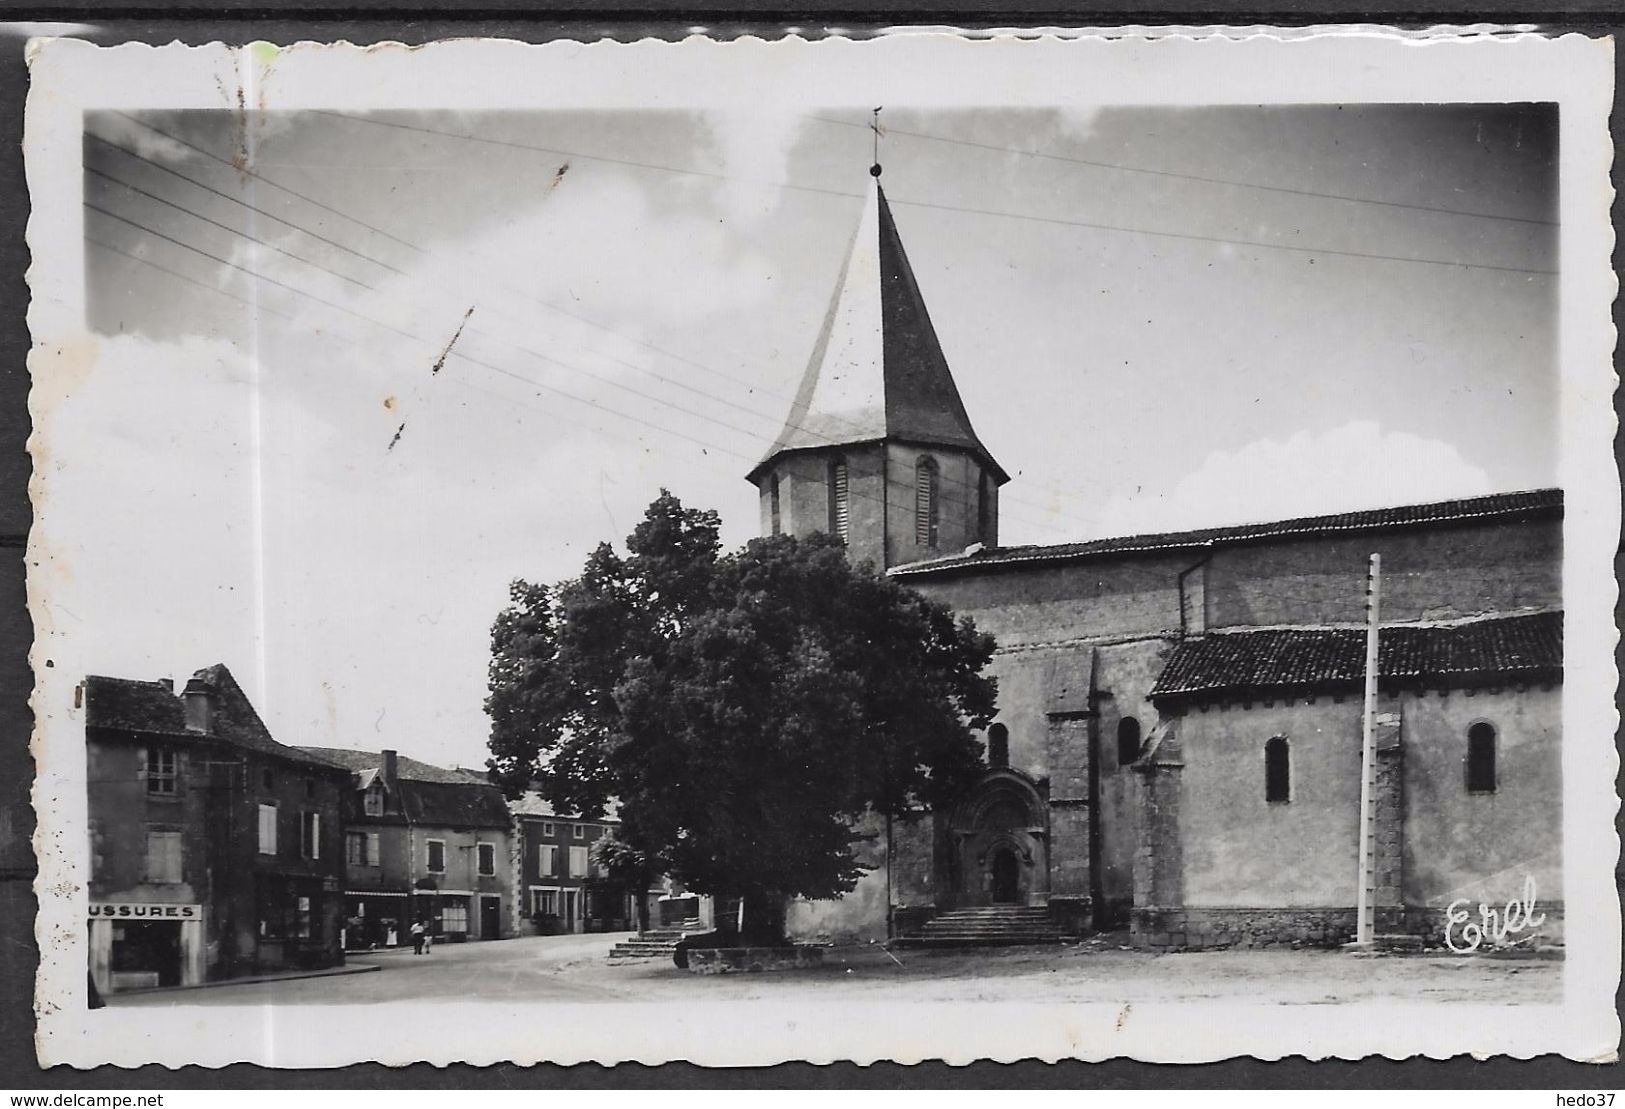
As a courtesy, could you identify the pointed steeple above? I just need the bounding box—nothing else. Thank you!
[748,177,1007,485]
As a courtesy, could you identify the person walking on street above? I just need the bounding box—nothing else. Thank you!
[410,919,424,955]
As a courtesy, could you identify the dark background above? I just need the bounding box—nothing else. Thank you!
[0,4,1619,1089]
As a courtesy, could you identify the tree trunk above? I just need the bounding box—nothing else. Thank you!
[738,891,788,947]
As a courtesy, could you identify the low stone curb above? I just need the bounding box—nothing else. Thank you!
[109,961,380,998]
[684,947,826,974]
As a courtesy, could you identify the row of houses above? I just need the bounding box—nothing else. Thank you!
[82,664,638,996]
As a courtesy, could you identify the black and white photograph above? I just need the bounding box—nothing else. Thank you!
[24,33,1618,1066]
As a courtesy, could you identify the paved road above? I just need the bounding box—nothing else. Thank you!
[109,932,639,1006]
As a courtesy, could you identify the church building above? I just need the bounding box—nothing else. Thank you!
[750,169,1563,952]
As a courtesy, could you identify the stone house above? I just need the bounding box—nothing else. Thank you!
[299,747,515,945]
[509,791,638,934]
[84,664,349,994]
[748,171,1563,950]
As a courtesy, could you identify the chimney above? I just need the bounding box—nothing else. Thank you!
[157,678,174,693]
[382,749,398,789]
[181,676,216,734]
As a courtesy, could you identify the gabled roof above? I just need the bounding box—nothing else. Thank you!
[85,665,344,771]
[1149,611,1563,703]
[510,790,620,823]
[892,488,1564,578]
[749,176,1006,484]
[295,746,512,830]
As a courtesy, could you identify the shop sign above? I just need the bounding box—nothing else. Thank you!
[88,902,200,920]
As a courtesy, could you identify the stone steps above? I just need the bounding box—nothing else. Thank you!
[896,905,1065,948]
[608,920,710,960]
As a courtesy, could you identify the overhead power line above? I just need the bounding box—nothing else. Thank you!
[301,109,1557,278]
[806,114,1559,229]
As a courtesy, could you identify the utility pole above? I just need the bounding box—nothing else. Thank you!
[1355,553,1381,947]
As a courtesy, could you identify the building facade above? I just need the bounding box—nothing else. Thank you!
[753,173,1563,950]
[299,747,515,946]
[510,792,638,934]
[84,664,348,995]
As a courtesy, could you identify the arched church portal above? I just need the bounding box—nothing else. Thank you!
[948,769,1050,908]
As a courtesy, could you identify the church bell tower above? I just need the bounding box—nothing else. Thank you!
[746,166,1007,570]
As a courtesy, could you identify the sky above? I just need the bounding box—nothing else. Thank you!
[65,104,1559,769]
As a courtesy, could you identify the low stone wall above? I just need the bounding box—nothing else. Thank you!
[1131,907,1358,951]
[684,947,827,974]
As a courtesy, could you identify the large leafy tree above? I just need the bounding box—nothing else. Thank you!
[487,491,997,943]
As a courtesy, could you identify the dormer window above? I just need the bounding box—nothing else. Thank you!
[364,783,385,816]
[915,456,940,548]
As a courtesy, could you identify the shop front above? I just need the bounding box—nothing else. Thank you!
[344,889,410,949]
[87,901,206,995]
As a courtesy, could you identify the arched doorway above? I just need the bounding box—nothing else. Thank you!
[991,848,1020,904]
[947,768,1050,908]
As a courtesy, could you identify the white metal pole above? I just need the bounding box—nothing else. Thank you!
[1355,553,1381,947]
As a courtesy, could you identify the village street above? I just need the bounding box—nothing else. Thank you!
[105,932,1563,1008]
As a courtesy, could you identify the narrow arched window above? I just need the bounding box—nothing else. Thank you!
[828,457,849,544]
[987,723,1009,768]
[915,456,940,548]
[976,468,991,544]
[1264,736,1290,803]
[1466,722,1497,793]
[770,473,782,536]
[1117,716,1142,767]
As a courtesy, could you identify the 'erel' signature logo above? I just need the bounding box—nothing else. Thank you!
[1444,875,1545,954]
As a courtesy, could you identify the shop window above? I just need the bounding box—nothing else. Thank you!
[568,845,589,878]
[145,829,182,883]
[534,888,558,917]
[1467,722,1497,794]
[1117,717,1143,766]
[770,473,782,536]
[987,723,1009,768]
[441,902,469,934]
[145,747,178,796]
[914,456,940,548]
[477,842,496,876]
[828,457,849,543]
[257,803,278,855]
[539,844,558,877]
[363,783,384,816]
[1265,736,1290,803]
[427,839,446,874]
[300,812,321,860]
[294,896,312,940]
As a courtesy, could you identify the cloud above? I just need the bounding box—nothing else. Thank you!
[1095,420,1496,537]
[702,112,810,227]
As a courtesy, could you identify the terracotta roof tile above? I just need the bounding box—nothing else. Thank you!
[1150,611,1562,703]
[892,488,1563,577]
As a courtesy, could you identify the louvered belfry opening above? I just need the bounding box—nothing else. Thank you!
[915,455,939,549]
[828,457,849,544]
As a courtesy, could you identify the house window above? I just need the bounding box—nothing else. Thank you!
[477,842,496,876]
[363,784,384,817]
[441,902,469,934]
[261,768,274,791]
[573,824,586,841]
[1117,717,1142,767]
[257,803,278,855]
[1467,722,1497,794]
[542,822,554,837]
[770,473,782,536]
[1264,736,1291,803]
[828,457,849,543]
[300,812,321,860]
[914,456,939,548]
[145,829,182,883]
[539,844,558,877]
[304,777,315,799]
[533,888,558,916]
[145,747,178,796]
[346,831,380,867]
[426,839,446,873]
[568,845,590,878]
[987,723,1009,768]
